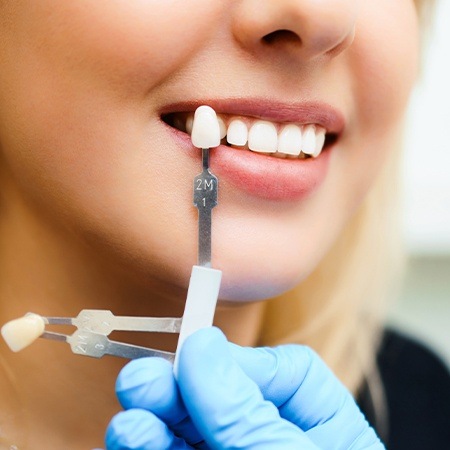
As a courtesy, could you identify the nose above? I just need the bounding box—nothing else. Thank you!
[232,0,358,61]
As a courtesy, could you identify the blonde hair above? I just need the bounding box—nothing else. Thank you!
[258,0,436,419]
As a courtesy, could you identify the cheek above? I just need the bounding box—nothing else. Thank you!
[46,0,223,92]
[352,0,419,130]
[0,0,224,102]
[341,0,419,204]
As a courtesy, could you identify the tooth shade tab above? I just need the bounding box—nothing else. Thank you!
[1,313,46,352]
[227,119,248,146]
[278,124,302,156]
[248,121,278,153]
[191,106,221,149]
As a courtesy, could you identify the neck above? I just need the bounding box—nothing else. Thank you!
[0,184,264,449]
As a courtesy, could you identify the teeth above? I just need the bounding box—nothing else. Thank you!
[182,112,329,159]
[248,121,278,153]
[227,119,248,146]
[278,124,302,156]
[191,106,221,149]
[301,125,316,155]
[1,313,46,352]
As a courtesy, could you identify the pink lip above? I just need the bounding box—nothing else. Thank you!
[161,99,345,201]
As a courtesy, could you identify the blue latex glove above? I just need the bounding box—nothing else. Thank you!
[106,327,384,449]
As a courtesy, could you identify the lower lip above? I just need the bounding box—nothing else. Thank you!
[167,127,333,201]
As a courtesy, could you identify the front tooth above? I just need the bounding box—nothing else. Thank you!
[313,127,326,157]
[277,124,302,156]
[248,121,278,153]
[301,125,316,155]
[191,106,221,149]
[227,119,248,146]
[217,117,227,139]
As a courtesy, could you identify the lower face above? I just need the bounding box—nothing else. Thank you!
[0,0,419,301]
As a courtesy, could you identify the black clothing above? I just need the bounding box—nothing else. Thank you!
[357,329,450,449]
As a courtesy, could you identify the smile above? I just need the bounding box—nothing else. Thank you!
[160,99,345,201]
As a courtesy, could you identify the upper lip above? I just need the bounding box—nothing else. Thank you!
[160,98,345,135]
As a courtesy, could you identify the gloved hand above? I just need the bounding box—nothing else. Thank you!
[106,327,384,449]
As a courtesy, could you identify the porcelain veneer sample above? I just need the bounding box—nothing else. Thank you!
[1,313,46,352]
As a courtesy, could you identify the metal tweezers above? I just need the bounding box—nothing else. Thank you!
[41,310,181,362]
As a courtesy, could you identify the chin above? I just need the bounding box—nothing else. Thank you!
[214,256,311,302]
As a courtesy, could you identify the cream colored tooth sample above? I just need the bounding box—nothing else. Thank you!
[227,119,248,146]
[1,313,46,352]
[313,127,326,157]
[302,125,316,155]
[191,106,221,149]
[248,121,278,153]
[278,124,302,156]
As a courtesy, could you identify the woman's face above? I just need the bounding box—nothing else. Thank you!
[0,0,418,301]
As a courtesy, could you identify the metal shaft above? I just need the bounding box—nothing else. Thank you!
[193,148,218,267]
[45,310,182,335]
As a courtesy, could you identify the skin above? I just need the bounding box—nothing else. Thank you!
[0,0,419,448]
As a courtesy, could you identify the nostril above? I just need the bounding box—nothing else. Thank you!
[262,29,302,46]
